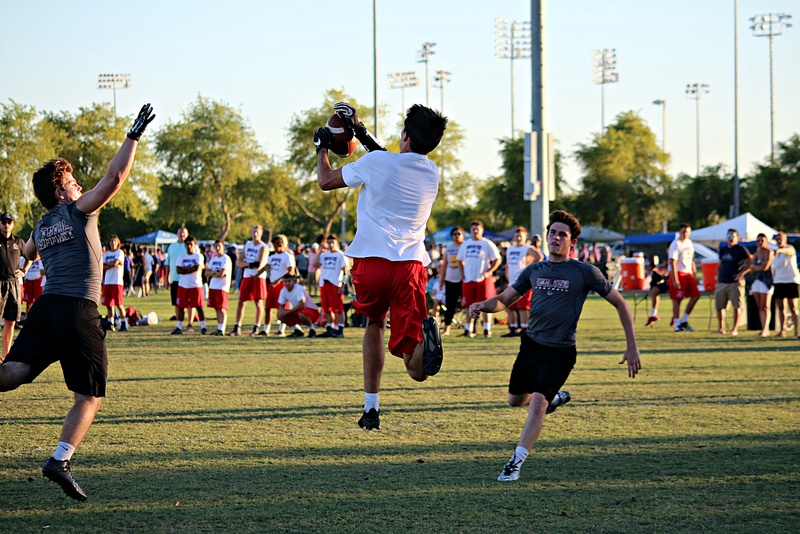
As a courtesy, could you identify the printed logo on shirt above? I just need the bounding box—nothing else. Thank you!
[508,251,522,263]
[323,257,339,268]
[38,219,75,250]
[181,257,199,268]
[534,277,570,295]
[463,244,484,258]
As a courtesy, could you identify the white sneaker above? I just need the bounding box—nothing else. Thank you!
[497,457,522,482]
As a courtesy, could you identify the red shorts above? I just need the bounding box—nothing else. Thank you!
[320,281,344,313]
[266,281,285,310]
[509,289,532,310]
[239,276,266,302]
[101,284,124,308]
[177,286,204,309]
[462,278,497,307]
[207,289,229,310]
[281,307,320,326]
[351,257,427,358]
[23,279,44,305]
[668,272,701,301]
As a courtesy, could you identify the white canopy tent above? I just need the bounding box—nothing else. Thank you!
[690,213,778,246]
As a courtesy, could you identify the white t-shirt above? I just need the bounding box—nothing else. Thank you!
[268,251,296,283]
[177,252,205,289]
[773,249,800,284]
[668,238,695,274]
[25,259,43,281]
[243,240,267,279]
[278,284,318,311]
[341,151,440,267]
[457,238,500,283]
[166,241,185,284]
[319,250,347,286]
[102,249,124,286]
[505,244,532,286]
[443,242,463,283]
[207,254,232,292]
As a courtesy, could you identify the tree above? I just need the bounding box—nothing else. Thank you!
[744,135,800,231]
[573,111,672,234]
[673,165,734,229]
[154,96,288,241]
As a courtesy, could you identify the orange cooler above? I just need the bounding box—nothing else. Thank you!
[620,257,645,290]
[701,259,719,292]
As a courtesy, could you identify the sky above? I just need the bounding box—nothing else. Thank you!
[1,0,798,194]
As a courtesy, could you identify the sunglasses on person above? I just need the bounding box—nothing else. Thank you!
[452,232,462,236]
[726,233,736,238]
[0,220,12,225]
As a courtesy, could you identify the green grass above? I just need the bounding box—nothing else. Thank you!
[1,291,798,533]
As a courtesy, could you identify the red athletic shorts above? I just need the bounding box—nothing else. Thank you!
[266,281,284,310]
[462,278,497,307]
[239,276,266,302]
[101,284,124,308]
[509,288,532,311]
[177,286,204,309]
[351,257,427,358]
[207,289,229,310]
[668,272,701,301]
[320,281,344,313]
[281,307,320,326]
[23,279,44,305]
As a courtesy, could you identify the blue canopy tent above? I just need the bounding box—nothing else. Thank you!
[129,230,179,245]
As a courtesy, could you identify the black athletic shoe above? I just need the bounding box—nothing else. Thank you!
[546,391,571,414]
[214,330,224,336]
[358,408,380,430]
[170,327,183,335]
[330,329,344,338]
[422,317,443,376]
[500,330,518,338]
[228,326,241,336]
[201,327,208,335]
[289,330,304,338]
[308,329,317,338]
[42,458,87,501]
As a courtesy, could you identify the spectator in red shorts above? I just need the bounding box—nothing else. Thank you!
[277,273,319,338]
[172,235,206,335]
[205,240,232,336]
[229,225,268,337]
[101,235,127,331]
[457,220,501,337]
[668,223,701,332]
[260,234,295,337]
[315,235,347,338]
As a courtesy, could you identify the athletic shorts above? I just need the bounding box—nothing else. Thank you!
[773,283,799,300]
[239,276,266,302]
[320,281,344,313]
[652,282,669,295]
[750,280,774,295]
[266,281,285,310]
[462,278,497,307]
[177,286,204,309]
[351,257,427,357]
[509,289,532,311]
[207,288,229,310]
[101,284,124,308]
[23,279,44,305]
[170,281,179,306]
[668,272,701,301]
[281,307,320,326]
[5,294,107,397]
[508,334,576,402]
[715,281,745,311]
[0,279,21,322]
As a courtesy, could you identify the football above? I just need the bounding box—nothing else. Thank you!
[325,114,357,158]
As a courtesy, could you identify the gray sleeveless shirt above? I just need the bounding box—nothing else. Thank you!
[33,202,102,302]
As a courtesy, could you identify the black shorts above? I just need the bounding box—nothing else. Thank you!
[5,294,107,397]
[508,334,576,401]
[171,281,179,306]
[0,279,21,321]
[654,282,669,294]
[773,283,799,300]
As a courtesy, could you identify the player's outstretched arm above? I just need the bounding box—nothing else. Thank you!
[77,104,155,215]
[334,102,386,153]
[603,288,641,378]
[468,286,522,318]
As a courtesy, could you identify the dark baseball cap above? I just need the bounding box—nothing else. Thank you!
[0,213,13,222]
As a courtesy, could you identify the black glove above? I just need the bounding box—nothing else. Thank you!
[314,127,332,153]
[248,262,260,269]
[127,103,156,141]
[334,102,361,130]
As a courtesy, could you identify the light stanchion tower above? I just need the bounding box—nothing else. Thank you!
[592,49,618,132]
[495,18,531,139]
[416,42,436,107]
[750,13,792,162]
[686,83,710,177]
[432,70,452,112]
[387,72,419,114]
[652,99,666,152]
[97,73,131,117]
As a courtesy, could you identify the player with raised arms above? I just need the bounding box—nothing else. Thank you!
[468,210,641,482]
[314,102,447,430]
[0,104,155,501]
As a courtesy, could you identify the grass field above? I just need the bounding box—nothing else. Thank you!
[1,291,798,533]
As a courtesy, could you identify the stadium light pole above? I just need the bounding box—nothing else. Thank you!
[686,83,710,177]
[750,13,792,162]
[652,99,666,152]
[495,19,531,139]
[733,0,740,217]
[97,73,131,117]
[432,70,452,112]
[373,0,379,139]
[417,42,436,107]
[592,49,618,132]
[387,71,419,114]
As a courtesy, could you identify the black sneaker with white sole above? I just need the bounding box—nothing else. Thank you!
[42,457,88,501]
[422,317,443,376]
[546,391,571,414]
[358,408,380,430]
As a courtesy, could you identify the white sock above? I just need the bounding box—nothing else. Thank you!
[278,324,286,334]
[650,308,657,317]
[483,322,490,331]
[293,326,302,332]
[200,320,206,329]
[513,446,529,465]
[218,323,225,332]
[364,392,379,412]
[263,324,270,333]
[510,323,518,329]
[681,313,689,323]
[176,320,183,329]
[53,441,76,462]
[309,324,316,332]
[465,323,472,332]
[338,323,345,329]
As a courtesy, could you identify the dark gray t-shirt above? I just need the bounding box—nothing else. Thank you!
[34,202,102,302]
[512,259,612,348]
